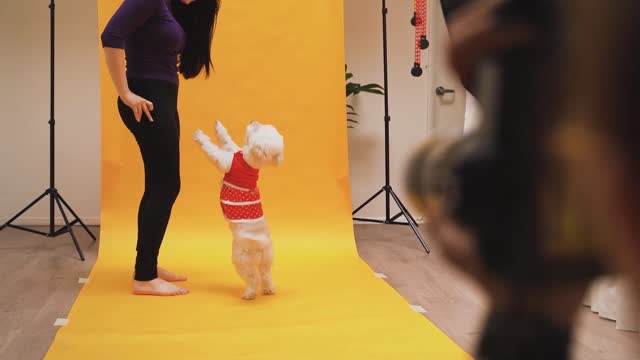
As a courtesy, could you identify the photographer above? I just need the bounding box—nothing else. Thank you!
[408,1,619,358]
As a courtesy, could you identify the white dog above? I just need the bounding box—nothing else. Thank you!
[193,121,284,300]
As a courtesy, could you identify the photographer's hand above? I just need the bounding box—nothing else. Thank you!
[446,0,535,90]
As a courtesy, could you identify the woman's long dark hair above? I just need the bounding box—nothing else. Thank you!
[171,0,220,79]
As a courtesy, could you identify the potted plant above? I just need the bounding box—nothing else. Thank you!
[346,65,384,128]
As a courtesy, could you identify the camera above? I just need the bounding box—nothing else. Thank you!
[406,0,605,286]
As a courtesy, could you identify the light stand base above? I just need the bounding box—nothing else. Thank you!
[353,185,430,253]
[1,189,97,261]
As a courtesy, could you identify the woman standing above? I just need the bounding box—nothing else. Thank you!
[101,0,220,296]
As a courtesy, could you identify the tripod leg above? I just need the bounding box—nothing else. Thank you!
[54,194,85,261]
[57,193,96,241]
[0,190,50,231]
[353,188,385,215]
[389,188,420,227]
[389,190,430,253]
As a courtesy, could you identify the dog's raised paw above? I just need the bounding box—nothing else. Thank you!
[215,120,227,133]
[193,129,208,142]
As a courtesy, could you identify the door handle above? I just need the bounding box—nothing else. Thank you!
[436,86,455,96]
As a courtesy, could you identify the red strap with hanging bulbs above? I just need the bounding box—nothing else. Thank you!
[411,0,428,77]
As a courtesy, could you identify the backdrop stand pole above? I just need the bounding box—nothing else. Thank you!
[0,0,96,260]
[352,0,430,253]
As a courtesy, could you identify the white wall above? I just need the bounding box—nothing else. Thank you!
[464,91,482,134]
[0,0,428,226]
[345,0,429,220]
[0,0,101,225]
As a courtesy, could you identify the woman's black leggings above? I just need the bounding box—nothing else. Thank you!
[117,78,180,282]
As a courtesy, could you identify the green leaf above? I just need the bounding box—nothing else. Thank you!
[358,84,385,92]
[347,112,358,116]
[346,83,360,97]
[356,87,384,95]
[345,73,354,80]
[346,104,355,111]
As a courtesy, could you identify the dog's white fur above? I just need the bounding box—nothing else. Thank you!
[193,121,284,300]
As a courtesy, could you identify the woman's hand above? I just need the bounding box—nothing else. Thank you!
[121,91,154,122]
[103,47,154,122]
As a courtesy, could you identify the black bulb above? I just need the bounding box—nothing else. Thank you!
[420,36,429,50]
[411,64,423,77]
[411,13,416,26]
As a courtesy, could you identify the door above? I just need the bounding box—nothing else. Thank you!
[425,0,468,136]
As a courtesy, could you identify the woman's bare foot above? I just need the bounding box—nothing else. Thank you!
[132,278,189,296]
[158,267,187,282]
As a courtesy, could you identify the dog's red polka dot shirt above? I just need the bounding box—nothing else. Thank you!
[220,151,264,223]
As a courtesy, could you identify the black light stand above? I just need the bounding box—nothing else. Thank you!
[352,0,430,253]
[0,0,96,260]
